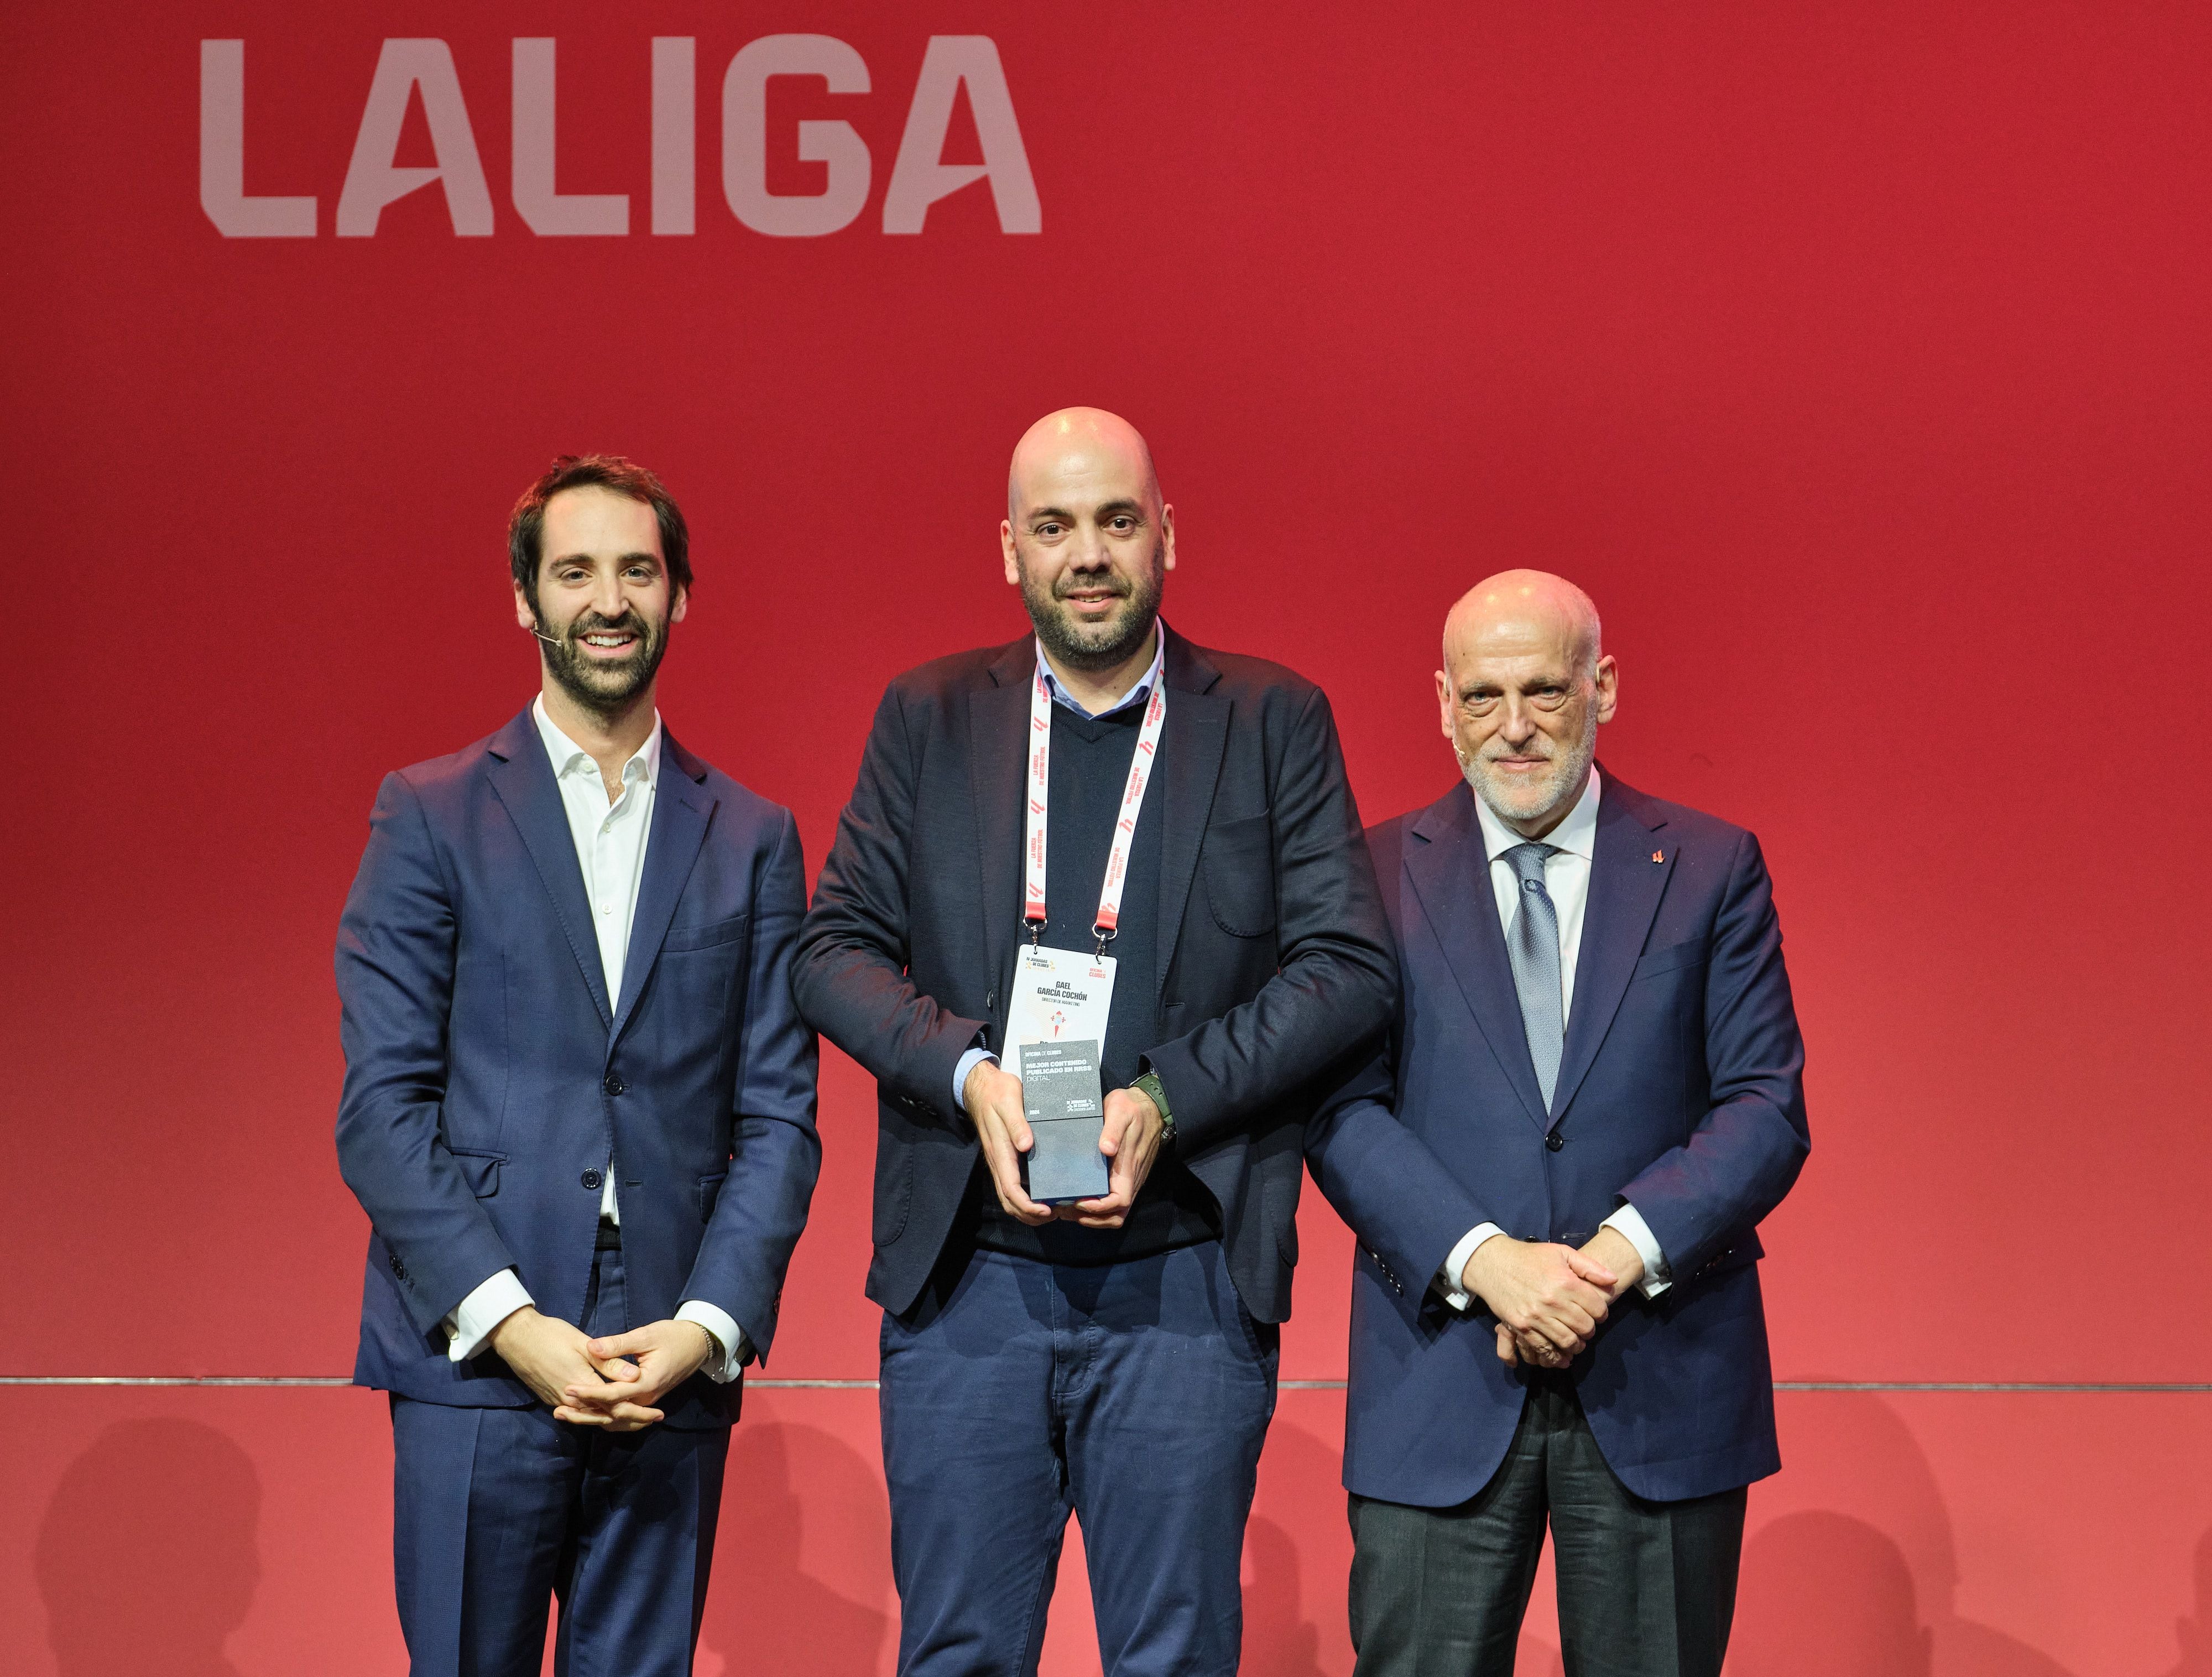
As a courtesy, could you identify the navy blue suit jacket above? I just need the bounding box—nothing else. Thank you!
[792,632,1396,1322]
[1305,772,1809,1503]
[335,707,820,1428]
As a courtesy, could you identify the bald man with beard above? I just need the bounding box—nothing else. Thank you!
[794,409,1395,1676]
[1305,572,1811,1677]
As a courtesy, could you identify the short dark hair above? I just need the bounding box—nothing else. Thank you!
[508,455,692,614]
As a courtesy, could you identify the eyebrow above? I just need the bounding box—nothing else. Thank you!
[550,550,662,567]
[1458,673,1567,695]
[1028,499,1147,524]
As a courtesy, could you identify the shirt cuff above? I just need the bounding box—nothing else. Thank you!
[445,1268,534,1363]
[1435,1223,1507,1311]
[953,1045,997,1113]
[1601,1204,1672,1298]
[675,1301,748,1383]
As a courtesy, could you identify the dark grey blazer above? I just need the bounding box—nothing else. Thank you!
[792,628,1396,1319]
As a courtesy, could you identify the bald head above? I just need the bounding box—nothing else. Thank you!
[1008,407,1161,523]
[1442,570,1603,680]
[1000,407,1175,678]
[1436,570,1616,837]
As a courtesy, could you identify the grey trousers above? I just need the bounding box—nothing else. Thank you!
[1347,1375,1746,1677]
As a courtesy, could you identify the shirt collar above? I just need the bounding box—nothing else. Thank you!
[1034,622,1169,720]
[1473,762,1602,864]
[533,693,663,788]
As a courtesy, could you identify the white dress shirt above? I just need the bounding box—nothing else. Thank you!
[1436,766,1674,1308]
[441,696,743,1379]
[950,627,1170,1108]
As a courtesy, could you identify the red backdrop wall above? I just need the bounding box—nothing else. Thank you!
[3,2,2206,1673]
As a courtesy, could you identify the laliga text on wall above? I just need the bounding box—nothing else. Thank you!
[198,35,1041,239]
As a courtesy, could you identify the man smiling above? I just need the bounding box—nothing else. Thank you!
[795,408,1395,1676]
[336,455,819,1676]
[1306,570,1811,1677]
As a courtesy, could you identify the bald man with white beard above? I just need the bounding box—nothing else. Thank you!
[1305,572,1811,1677]
[795,409,1395,1677]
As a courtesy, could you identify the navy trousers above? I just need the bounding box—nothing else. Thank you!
[879,1238,1279,1677]
[389,1244,731,1677]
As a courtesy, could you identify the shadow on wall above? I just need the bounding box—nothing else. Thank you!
[697,1420,892,1676]
[34,1418,262,1677]
[1243,1419,1343,1675]
[1729,1512,1932,1677]
[1243,1517,1327,1675]
[2159,1526,2212,1677]
[1725,1393,2073,1677]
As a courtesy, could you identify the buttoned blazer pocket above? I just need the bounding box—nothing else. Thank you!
[448,1147,505,1197]
[662,912,751,954]
[1202,813,1277,937]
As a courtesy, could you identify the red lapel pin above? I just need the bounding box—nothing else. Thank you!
[1651,850,1665,863]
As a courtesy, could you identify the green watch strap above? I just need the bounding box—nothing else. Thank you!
[1131,1071,1175,1140]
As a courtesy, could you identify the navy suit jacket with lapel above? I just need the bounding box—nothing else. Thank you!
[336,707,820,1427]
[1305,772,1809,1503]
[792,630,1396,1321]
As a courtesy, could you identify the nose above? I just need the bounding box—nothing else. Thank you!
[1498,694,1537,743]
[589,570,627,622]
[1070,523,1113,571]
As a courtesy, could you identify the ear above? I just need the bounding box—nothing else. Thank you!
[1434,669,1455,742]
[670,584,689,624]
[1000,519,1021,587]
[1159,503,1176,571]
[514,582,540,633]
[1592,654,1619,725]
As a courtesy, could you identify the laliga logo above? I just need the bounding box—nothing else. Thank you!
[200,35,1039,238]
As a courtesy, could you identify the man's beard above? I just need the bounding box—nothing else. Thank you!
[538,607,669,715]
[1019,555,1165,671]
[1457,714,1598,830]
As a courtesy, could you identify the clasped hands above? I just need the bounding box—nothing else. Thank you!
[963,1059,1164,1230]
[1462,1225,1645,1371]
[487,1305,717,1431]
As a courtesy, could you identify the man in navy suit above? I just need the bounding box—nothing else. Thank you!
[335,455,820,1676]
[794,409,1395,1676]
[1306,570,1809,1677]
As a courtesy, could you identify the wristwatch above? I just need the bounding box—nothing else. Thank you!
[1129,1071,1176,1144]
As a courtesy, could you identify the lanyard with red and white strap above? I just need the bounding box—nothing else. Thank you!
[1022,665,1168,952]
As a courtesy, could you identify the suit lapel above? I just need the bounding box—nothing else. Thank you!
[1550,773,1672,1123]
[484,707,612,1027]
[1153,635,1229,1003]
[970,642,1034,1020]
[611,732,716,1044]
[1403,787,1552,1132]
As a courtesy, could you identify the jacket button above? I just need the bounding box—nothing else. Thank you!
[581,1168,604,1191]
[1545,1132,1565,1152]
[603,1073,625,1096]
[987,989,997,1009]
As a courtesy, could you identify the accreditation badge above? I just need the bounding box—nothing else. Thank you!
[1003,653,1166,1205]
[1008,944,1114,1202]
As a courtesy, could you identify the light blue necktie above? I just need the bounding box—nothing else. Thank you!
[1503,842,1564,1108]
